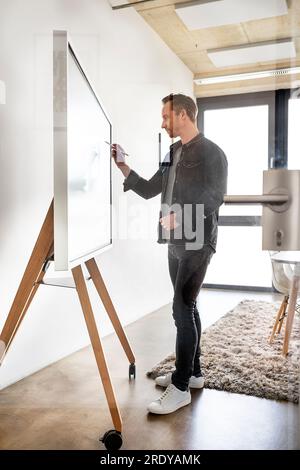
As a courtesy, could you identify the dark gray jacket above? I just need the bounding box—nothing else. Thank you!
[123,132,228,250]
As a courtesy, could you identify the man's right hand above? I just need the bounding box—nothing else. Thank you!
[111,143,131,178]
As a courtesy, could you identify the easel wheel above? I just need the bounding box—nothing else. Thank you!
[100,429,123,451]
[129,363,136,380]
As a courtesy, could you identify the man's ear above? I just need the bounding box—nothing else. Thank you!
[181,109,187,120]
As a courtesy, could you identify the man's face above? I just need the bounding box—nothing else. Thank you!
[161,101,182,138]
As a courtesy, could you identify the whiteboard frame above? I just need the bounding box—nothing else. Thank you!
[53,30,112,271]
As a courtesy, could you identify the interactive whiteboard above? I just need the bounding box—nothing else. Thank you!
[53,31,112,271]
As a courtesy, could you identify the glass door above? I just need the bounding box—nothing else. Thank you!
[288,93,300,170]
[198,92,275,289]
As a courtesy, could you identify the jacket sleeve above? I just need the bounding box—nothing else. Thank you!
[123,168,163,200]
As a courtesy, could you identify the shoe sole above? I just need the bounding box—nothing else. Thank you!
[189,381,205,389]
[147,396,191,415]
[155,379,204,390]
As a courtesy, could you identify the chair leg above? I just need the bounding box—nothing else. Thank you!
[269,298,285,343]
[277,295,289,335]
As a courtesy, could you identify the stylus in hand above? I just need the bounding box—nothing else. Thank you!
[105,141,129,156]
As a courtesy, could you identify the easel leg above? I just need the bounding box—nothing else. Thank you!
[3,246,53,358]
[0,202,54,364]
[283,275,300,356]
[85,258,135,365]
[72,264,122,433]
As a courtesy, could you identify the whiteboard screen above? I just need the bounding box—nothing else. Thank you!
[53,31,112,270]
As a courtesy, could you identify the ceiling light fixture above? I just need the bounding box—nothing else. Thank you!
[207,39,296,67]
[176,0,288,30]
[194,67,300,85]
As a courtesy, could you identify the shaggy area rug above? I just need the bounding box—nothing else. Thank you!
[146,300,300,403]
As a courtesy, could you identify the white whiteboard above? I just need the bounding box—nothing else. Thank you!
[53,31,112,271]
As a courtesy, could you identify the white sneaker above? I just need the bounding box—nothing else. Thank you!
[147,384,191,414]
[155,372,205,389]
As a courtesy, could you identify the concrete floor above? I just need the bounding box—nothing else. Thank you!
[0,289,299,450]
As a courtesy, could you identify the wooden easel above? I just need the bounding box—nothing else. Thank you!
[0,200,135,450]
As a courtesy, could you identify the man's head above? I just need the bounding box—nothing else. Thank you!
[161,93,198,138]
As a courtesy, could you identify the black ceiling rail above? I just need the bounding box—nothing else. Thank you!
[112,0,155,9]
[111,0,220,11]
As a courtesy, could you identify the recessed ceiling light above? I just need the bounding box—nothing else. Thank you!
[176,0,288,30]
[207,39,296,67]
[194,67,300,85]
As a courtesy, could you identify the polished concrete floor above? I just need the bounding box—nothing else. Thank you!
[0,289,299,450]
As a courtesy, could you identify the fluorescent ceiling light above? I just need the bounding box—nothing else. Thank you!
[0,80,5,104]
[207,39,296,67]
[194,66,300,85]
[176,0,288,30]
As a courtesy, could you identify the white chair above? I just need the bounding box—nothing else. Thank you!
[268,252,300,344]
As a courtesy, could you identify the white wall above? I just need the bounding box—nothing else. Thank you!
[0,0,193,389]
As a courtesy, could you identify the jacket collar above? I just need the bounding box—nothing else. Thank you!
[160,132,204,167]
[170,132,204,151]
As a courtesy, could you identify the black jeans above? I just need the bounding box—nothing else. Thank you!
[168,243,215,391]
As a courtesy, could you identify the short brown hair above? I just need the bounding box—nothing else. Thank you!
[162,93,198,122]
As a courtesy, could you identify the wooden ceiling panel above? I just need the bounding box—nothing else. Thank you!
[243,13,300,43]
[188,24,249,51]
[139,6,194,54]
[178,50,216,74]
[294,35,300,49]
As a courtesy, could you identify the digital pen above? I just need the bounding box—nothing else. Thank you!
[105,141,129,156]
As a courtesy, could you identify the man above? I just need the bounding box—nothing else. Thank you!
[111,93,228,415]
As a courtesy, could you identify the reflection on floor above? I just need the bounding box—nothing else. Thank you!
[0,289,299,450]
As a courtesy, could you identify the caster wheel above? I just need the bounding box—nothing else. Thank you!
[100,429,123,451]
[129,363,136,380]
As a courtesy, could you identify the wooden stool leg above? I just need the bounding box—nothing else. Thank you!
[72,264,122,433]
[0,202,54,364]
[85,258,135,365]
[277,295,288,334]
[283,275,300,356]
[269,298,285,343]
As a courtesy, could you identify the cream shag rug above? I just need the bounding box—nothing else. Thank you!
[147,300,300,403]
